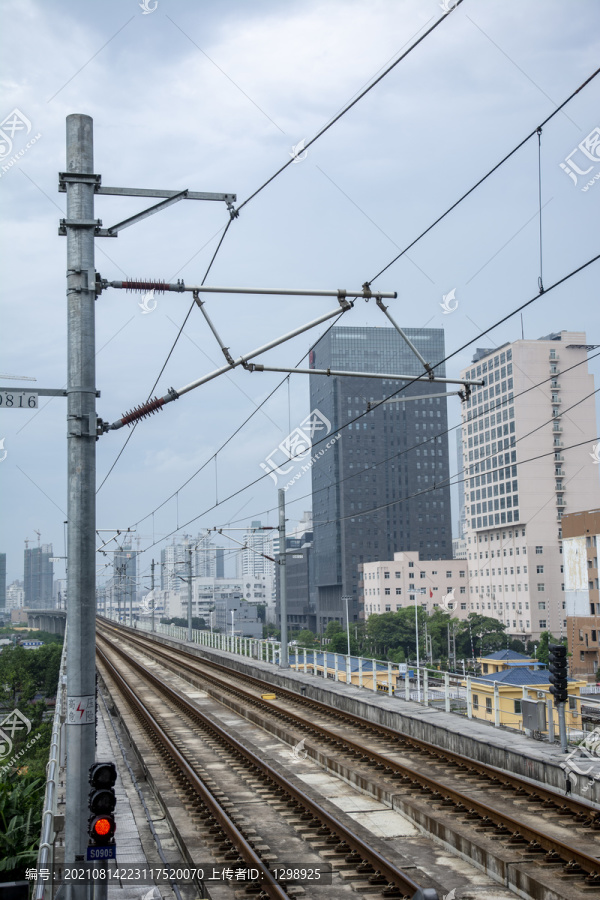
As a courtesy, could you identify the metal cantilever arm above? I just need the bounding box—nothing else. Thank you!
[375,297,433,375]
[108,302,350,430]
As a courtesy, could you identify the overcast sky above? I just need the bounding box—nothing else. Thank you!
[1,0,599,587]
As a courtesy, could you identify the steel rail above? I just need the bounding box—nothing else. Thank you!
[98,621,600,824]
[97,645,291,900]
[97,622,600,882]
[97,634,436,898]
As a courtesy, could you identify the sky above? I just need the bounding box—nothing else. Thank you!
[1,0,599,588]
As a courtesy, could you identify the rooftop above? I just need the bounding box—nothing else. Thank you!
[472,667,576,686]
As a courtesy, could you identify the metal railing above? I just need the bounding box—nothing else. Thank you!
[121,616,600,744]
[35,630,67,900]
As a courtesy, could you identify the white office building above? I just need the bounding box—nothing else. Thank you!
[460,331,600,640]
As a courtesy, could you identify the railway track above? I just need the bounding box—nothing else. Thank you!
[97,636,441,900]
[98,622,600,897]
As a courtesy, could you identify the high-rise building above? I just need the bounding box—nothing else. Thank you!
[460,331,600,640]
[113,544,137,615]
[309,325,452,631]
[161,534,218,590]
[242,521,275,577]
[24,544,54,608]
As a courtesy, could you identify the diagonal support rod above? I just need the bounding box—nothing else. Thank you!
[104,189,189,235]
[375,296,433,375]
[107,301,351,431]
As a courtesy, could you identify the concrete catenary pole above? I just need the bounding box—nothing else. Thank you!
[150,559,155,633]
[64,114,97,875]
[187,547,193,642]
[278,489,288,668]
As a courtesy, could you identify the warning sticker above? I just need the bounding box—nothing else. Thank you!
[67,695,95,725]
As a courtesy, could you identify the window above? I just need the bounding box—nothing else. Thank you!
[535,546,543,554]
[514,700,522,715]
[385,605,391,612]
[420,571,426,579]
[384,571,390,579]
[569,696,578,711]
[472,694,479,709]
[395,571,401,578]
[395,588,402,595]
[446,570,452,578]
[409,572,415,579]
[385,588,390,595]
[538,601,546,610]
[536,565,544,574]
[408,561,414,568]
[485,697,492,713]
[539,619,547,629]
[537,583,545,592]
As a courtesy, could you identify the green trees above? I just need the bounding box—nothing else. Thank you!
[296,629,318,648]
[532,630,566,664]
[0,640,62,881]
[361,608,516,668]
[160,616,206,630]
[0,777,45,877]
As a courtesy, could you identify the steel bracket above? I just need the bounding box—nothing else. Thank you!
[68,414,97,438]
[58,172,102,190]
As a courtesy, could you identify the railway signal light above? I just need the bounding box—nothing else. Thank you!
[88,762,117,845]
[548,644,568,704]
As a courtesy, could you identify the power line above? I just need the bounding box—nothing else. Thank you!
[130,311,350,529]
[97,219,233,492]
[103,60,600,502]
[236,2,464,213]
[96,43,599,506]
[368,64,600,284]
[228,350,600,527]
[130,247,600,553]
[95,7,464,493]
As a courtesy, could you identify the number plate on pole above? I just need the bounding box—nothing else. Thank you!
[87,845,116,860]
[0,391,38,408]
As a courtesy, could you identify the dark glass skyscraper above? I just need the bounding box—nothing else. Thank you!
[309,326,452,631]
